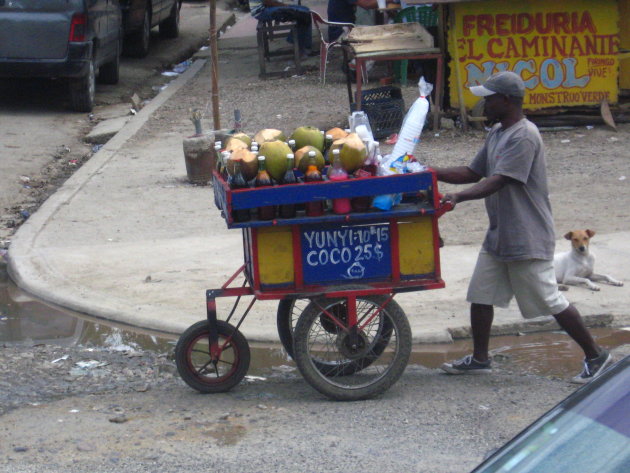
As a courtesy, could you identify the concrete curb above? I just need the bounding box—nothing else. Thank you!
[7,59,207,326]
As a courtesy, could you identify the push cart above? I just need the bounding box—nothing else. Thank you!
[175,168,452,401]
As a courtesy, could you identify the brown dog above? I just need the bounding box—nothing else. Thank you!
[554,229,624,291]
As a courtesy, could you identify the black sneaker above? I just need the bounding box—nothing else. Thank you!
[571,350,612,384]
[441,355,492,375]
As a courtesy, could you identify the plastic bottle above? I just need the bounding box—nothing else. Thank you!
[304,151,324,217]
[288,139,296,152]
[255,156,276,220]
[230,161,251,222]
[391,77,433,159]
[329,149,351,215]
[279,153,297,219]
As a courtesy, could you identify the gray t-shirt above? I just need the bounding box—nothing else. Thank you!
[469,118,555,261]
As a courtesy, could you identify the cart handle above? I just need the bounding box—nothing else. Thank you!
[435,194,454,218]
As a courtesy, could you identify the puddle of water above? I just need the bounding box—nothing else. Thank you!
[2,278,628,378]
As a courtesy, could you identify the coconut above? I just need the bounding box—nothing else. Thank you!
[290,126,325,152]
[259,140,292,182]
[228,132,252,149]
[295,146,325,173]
[330,133,367,174]
[227,148,258,180]
[253,128,286,144]
[325,127,349,141]
[225,137,248,153]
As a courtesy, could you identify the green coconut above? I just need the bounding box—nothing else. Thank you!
[259,140,292,182]
[290,126,325,153]
[225,137,248,153]
[253,128,286,144]
[228,132,252,149]
[295,146,325,173]
[330,133,367,174]
[325,127,349,141]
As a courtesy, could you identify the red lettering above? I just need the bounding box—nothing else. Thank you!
[535,13,552,34]
[478,14,494,36]
[496,14,510,36]
[505,37,520,58]
[553,13,570,34]
[579,11,597,34]
[521,36,540,57]
[569,36,585,56]
[516,13,533,35]
[463,15,476,37]
[487,38,504,58]
[550,36,567,56]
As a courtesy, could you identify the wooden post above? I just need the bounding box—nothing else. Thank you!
[209,0,221,130]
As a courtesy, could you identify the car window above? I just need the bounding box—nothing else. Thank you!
[474,361,630,473]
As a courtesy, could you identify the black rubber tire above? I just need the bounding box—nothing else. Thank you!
[124,7,151,58]
[471,98,491,130]
[175,320,250,393]
[98,35,121,85]
[69,58,95,112]
[293,295,411,401]
[276,297,308,359]
[159,2,180,39]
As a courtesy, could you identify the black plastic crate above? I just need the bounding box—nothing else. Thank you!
[351,86,406,139]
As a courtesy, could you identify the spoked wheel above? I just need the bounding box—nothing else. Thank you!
[293,295,411,401]
[175,320,250,393]
[276,297,309,358]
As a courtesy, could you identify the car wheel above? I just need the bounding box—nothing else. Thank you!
[159,2,180,39]
[98,35,121,85]
[69,58,95,113]
[124,7,150,58]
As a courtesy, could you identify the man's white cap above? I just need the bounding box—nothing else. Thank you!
[469,71,525,98]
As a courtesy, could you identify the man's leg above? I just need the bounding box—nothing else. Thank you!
[553,304,600,359]
[471,303,494,362]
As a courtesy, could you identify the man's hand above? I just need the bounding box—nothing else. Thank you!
[440,193,459,209]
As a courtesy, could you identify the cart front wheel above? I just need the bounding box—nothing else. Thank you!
[293,295,411,401]
[175,320,250,393]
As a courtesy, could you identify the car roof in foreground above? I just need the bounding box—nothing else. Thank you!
[471,355,630,473]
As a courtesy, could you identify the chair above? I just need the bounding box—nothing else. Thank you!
[310,11,354,85]
[393,6,438,86]
[256,16,302,79]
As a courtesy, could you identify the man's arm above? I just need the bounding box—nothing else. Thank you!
[434,166,482,185]
[442,174,514,207]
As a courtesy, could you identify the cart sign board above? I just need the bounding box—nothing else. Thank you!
[448,0,620,110]
[301,222,392,285]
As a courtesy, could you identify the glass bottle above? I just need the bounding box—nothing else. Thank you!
[230,161,251,223]
[288,139,296,152]
[329,149,351,214]
[255,155,276,220]
[214,141,222,171]
[279,153,297,219]
[323,134,333,163]
[304,151,324,217]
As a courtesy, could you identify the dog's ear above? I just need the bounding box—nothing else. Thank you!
[564,231,573,240]
[586,229,596,238]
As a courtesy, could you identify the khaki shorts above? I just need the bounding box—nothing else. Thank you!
[467,250,569,318]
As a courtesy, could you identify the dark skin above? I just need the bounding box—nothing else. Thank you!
[435,93,602,362]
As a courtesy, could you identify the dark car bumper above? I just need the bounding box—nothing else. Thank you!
[0,41,93,79]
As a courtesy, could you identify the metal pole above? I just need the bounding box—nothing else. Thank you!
[209,0,221,130]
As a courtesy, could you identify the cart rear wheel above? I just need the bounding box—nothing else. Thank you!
[277,297,309,359]
[175,320,250,393]
[293,295,411,401]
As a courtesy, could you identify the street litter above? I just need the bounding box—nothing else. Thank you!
[245,375,267,381]
[51,355,69,363]
[620,176,626,181]
[75,360,108,369]
[172,60,192,74]
[561,139,571,143]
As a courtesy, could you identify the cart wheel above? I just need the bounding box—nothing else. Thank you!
[276,297,309,358]
[175,320,250,393]
[293,295,411,401]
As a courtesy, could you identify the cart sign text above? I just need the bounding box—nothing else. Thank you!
[449,0,619,110]
[301,224,392,285]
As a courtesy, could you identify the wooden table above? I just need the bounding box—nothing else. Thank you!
[342,24,443,130]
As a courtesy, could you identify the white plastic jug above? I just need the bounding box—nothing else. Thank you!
[391,77,433,159]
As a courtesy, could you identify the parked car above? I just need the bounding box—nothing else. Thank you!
[119,0,182,58]
[0,0,123,112]
[471,355,630,473]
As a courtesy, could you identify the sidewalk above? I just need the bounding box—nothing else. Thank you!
[7,12,630,344]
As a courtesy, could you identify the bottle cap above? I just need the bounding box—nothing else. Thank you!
[287,153,294,159]
[258,155,265,161]
[308,150,316,156]
[332,148,340,155]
